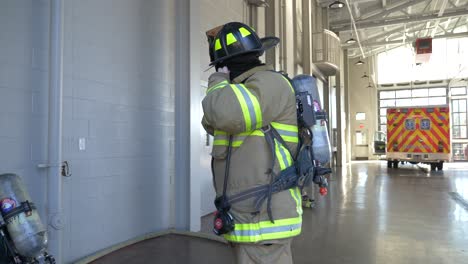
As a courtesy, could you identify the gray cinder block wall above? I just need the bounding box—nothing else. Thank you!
[0,0,250,262]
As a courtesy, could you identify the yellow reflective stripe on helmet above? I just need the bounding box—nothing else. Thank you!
[271,122,299,143]
[239,27,251,38]
[230,84,262,131]
[223,216,302,243]
[215,38,222,51]
[226,33,237,45]
[280,75,294,93]
[206,80,229,95]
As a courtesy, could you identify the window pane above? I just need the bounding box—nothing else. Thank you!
[454,113,460,125]
[451,87,467,95]
[380,125,387,132]
[460,99,467,112]
[429,88,446,96]
[453,126,461,138]
[412,98,428,106]
[421,119,431,130]
[453,143,464,160]
[461,126,467,138]
[412,88,428,97]
[380,91,395,99]
[356,112,366,120]
[395,89,411,98]
[356,131,367,145]
[428,97,446,105]
[380,116,387,124]
[380,108,387,116]
[396,98,412,106]
[380,99,396,107]
[452,100,460,112]
[461,113,467,125]
[405,119,416,130]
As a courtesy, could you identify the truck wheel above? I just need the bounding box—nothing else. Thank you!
[393,161,399,169]
[436,162,443,170]
[430,163,436,171]
[387,161,392,168]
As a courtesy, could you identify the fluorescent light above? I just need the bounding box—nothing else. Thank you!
[329,1,344,9]
[355,60,365,66]
[361,73,369,78]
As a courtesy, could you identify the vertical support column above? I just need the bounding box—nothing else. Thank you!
[265,0,276,67]
[344,49,351,164]
[249,4,258,27]
[292,0,298,74]
[336,69,343,167]
[48,0,64,262]
[302,0,311,75]
[174,0,201,231]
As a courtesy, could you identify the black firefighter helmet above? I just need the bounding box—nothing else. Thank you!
[206,22,279,66]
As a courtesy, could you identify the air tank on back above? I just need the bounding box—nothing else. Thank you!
[292,75,332,166]
[0,173,48,258]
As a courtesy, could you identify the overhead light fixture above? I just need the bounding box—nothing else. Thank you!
[329,1,345,9]
[355,59,365,66]
[361,72,369,78]
[345,38,357,44]
[367,83,373,89]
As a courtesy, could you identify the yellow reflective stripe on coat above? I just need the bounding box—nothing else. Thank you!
[280,75,294,93]
[289,187,303,215]
[223,216,302,243]
[206,80,229,95]
[274,139,293,170]
[230,84,262,131]
[271,122,299,143]
[213,130,264,147]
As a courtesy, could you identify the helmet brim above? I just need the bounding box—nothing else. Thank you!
[209,37,280,66]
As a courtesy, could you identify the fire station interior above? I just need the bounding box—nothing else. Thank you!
[0,0,468,263]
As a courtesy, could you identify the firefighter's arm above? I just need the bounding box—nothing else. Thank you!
[202,72,264,134]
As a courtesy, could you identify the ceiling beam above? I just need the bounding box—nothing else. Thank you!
[348,31,468,48]
[358,0,427,21]
[331,9,468,30]
[451,16,462,32]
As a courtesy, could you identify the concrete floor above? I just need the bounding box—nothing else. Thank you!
[91,161,468,264]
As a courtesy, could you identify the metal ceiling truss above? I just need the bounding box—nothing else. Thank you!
[331,0,468,58]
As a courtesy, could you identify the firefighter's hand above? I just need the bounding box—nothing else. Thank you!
[217,66,230,74]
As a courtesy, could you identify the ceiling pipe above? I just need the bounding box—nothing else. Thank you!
[47,0,64,263]
[344,0,365,58]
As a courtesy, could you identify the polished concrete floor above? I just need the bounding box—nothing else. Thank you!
[91,161,468,264]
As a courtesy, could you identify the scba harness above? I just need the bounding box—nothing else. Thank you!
[213,73,332,236]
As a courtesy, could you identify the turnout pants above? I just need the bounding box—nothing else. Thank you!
[233,238,293,264]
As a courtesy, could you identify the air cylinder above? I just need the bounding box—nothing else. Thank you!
[292,75,332,166]
[0,173,48,258]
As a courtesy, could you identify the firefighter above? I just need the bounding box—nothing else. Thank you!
[202,22,302,264]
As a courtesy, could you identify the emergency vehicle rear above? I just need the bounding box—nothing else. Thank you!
[386,105,450,170]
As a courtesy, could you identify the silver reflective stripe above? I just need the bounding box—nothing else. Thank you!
[276,129,297,138]
[230,223,301,237]
[277,142,290,167]
[236,84,257,129]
